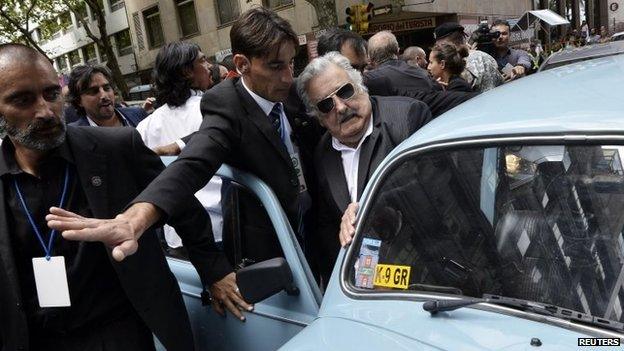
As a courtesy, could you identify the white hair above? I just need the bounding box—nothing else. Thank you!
[297,51,367,117]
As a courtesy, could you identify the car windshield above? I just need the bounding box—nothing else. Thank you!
[348,144,624,325]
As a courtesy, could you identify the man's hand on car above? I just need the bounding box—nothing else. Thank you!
[209,272,253,321]
[339,202,359,247]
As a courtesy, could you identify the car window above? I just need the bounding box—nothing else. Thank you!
[161,178,279,269]
[347,144,624,324]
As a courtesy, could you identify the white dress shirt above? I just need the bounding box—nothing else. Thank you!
[331,115,374,203]
[240,78,297,154]
[136,91,224,247]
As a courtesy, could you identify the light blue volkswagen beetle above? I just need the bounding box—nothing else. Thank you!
[163,53,624,350]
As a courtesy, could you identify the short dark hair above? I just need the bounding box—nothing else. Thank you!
[0,43,47,64]
[152,41,201,107]
[68,64,114,115]
[230,7,299,59]
[317,28,367,57]
[220,54,235,71]
[492,19,511,30]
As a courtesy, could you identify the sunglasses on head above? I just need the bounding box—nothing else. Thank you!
[316,82,356,114]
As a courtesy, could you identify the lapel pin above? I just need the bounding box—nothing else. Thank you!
[91,176,102,187]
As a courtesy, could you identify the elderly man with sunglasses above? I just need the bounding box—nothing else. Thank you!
[297,52,432,284]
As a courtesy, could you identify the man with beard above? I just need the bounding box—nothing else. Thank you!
[297,52,431,283]
[0,43,232,351]
[67,65,147,127]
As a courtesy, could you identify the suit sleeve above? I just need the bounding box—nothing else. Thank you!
[132,97,239,219]
[406,100,432,135]
[128,129,233,286]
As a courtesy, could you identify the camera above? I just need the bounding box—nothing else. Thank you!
[471,23,500,55]
[472,23,501,43]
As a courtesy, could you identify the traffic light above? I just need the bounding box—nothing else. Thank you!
[358,3,374,34]
[345,5,359,32]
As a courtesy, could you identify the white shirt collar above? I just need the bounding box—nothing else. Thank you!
[190,89,203,97]
[331,114,374,152]
[86,108,128,127]
[240,77,280,116]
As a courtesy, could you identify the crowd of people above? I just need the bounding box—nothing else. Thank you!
[0,6,564,351]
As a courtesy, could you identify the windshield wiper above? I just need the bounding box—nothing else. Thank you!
[423,294,624,333]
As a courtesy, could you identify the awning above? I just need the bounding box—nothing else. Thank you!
[514,9,570,30]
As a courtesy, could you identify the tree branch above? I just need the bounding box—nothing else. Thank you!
[0,5,48,57]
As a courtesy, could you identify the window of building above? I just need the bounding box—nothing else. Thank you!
[82,44,98,64]
[143,6,165,48]
[114,29,133,56]
[56,56,69,72]
[99,46,108,63]
[60,11,74,33]
[263,0,293,9]
[175,0,200,37]
[91,0,104,21]
[110,0,125,12]
[68,50,82,67]
[41,18,62,41]
[215,0,240,26]
[75,2,89,27]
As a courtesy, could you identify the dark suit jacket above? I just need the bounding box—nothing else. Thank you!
[364,74,477,117]
[314,96,432,280]
[70,106,147,127]
[134,77,321,265]
[0,127,230,351]
[365,59,433,94]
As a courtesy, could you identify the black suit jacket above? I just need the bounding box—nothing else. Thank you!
[314,96,432,280]
[134,77,321,265]
[365,59,433,94]
[364,74,477,117]
[0,127,230,351]
[70,106,147,127]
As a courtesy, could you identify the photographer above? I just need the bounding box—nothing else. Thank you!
[489,19,532,80]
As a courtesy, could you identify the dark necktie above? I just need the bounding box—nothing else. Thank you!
[269,103,283,141]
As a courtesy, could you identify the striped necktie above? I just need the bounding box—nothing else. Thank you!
[269,103,283,141]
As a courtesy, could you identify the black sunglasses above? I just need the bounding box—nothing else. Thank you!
[316,82,356,114]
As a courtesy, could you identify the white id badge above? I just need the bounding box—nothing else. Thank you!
[32,256,71,307]
[290,152,308,193]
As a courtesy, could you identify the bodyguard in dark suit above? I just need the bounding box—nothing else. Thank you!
[66,65,147,127]
[0,44,229,351]
[366,30,434,94]
[46,8,321,290]
[297,52,432,282]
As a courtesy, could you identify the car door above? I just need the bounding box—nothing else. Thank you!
[158,157,322,350]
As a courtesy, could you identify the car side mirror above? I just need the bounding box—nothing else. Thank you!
[236,257,299,304]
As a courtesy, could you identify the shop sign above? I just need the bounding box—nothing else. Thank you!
[215,48,232,62]
[368,17,436,33]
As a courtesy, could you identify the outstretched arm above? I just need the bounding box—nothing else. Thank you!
[46,202,161,261]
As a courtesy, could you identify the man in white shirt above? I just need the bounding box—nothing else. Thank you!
[297,52,432,283]
[136,42,224,250]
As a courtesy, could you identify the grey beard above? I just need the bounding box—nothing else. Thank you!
[0,117,67,152]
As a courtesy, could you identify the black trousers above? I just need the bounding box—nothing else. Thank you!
[30,311,156,351]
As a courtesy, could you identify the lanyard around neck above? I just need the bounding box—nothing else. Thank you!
[13,164,71,260]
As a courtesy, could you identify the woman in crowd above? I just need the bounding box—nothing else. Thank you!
[427,42,473,92]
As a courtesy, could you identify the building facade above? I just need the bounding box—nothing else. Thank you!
[124,0,533,82]
[32,0,139,86]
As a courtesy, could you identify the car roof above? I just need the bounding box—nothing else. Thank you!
[391,52,624,156]
[612,31,624,37]
[541,41,624,70]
